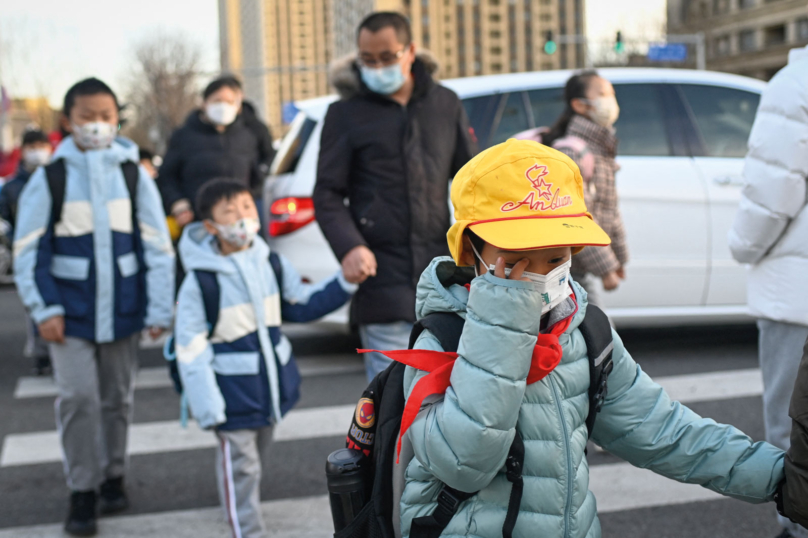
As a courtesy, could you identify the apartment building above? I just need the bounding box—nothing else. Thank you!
[668,0,808,80]
[220,0,586,134]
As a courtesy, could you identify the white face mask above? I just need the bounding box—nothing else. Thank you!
[211,217,260,249]
[585,96,620,128]
[471,243,573,314]
[205,102,240,126]
[22,148,51,169]
[71,122,117,150]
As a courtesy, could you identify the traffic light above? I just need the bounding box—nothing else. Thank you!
[614,31,625,53]
[544,30,557,55]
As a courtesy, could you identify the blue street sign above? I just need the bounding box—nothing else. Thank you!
[282,101,299,125]
[647,43,688,63]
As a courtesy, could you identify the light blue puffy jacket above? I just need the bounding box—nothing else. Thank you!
[400,257,784,538]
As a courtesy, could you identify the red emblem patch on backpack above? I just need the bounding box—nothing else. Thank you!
[347,396,376,457]
[355,398,375,428]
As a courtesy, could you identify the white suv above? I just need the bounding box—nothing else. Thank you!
[263,68,765,327]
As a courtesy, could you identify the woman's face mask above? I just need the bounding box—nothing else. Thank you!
[584,96,620,128]
[471,243,573,314]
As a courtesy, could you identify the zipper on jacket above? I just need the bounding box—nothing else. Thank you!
[549,376,573,538]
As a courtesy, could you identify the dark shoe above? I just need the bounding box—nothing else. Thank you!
[33,355,52,376]
[99,476,129,514]
[774,530,794,538]
[65,491,97,536]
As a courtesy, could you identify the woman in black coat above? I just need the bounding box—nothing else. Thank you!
[158,76,274,225]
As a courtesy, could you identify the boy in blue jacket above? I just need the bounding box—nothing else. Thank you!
[174,179,357,538]
[13,78,175,536]
[395,139,791,538]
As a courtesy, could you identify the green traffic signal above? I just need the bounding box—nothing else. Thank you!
[544,30,556,55]
[615,31,624,53]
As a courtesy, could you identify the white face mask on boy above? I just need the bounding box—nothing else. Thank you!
[471,243,573,314]
[211,217,260,249]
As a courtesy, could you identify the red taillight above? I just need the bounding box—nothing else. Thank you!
[269,197,315,237]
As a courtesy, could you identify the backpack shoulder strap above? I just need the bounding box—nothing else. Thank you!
[194,270,220,338]
[408,312,465,351]
[578,304,615,438]
[44,158,67,226]
[120,161,139,220]
[268,251,284,303]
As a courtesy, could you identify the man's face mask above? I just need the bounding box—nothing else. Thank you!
[71,122,117,150]
[211,217,260,249]
[471,243,573,315]
[359,62,407,95]
[205,101,240,126]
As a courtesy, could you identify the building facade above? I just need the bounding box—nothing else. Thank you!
[219,0,586,134]
[668,0,808,80]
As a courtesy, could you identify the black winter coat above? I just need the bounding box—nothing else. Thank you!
[783,339,808,527]
[157,110,273,214]
[313,56,476,324]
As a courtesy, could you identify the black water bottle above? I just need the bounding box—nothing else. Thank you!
[326,448,368,532]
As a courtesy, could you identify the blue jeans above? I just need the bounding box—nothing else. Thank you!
[359,322,414,382]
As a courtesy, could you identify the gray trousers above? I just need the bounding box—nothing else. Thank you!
[359,322,414,382]
[49,334,139,492]
[571,272,603,308]
[215,427,273,538]
[758,318,808,538]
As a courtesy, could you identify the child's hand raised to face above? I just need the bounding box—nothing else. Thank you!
[493,257,532,282]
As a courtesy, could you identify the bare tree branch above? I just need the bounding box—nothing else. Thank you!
[122,31,203,154]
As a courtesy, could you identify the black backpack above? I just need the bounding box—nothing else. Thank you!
[333,305,614,538]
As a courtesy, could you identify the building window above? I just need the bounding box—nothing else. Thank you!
[491,30,501,38]
[491,47,502,55]
[739,29,756,51]
[540,13,552,22]
[739,0,756,8]
[511,59,518,70]
[490,14,501,22]
[799,18,808,41]
[713,0,730,13]
[764,24,786,47]
[714,35,731,56]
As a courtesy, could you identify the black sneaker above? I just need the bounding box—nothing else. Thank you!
[65,491,97,536]
[33,355,52,376]
[99,476,129,514]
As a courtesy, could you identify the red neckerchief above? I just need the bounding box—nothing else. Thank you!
[359,289,578,461]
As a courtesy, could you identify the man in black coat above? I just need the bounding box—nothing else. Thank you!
[158,76,275,226]
[313,12,476,381]
[782,339,808,530]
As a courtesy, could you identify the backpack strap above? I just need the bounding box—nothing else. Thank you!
[410,432,525,538]
[44,159,67,226]
[578,304,615,438]
[268,250,284,303]
[120,161,139,224]
[194,270,220,337]
[408,312,465,351]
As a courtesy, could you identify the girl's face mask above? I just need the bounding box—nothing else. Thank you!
[471,243,573,314]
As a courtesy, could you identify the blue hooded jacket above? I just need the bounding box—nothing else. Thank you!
[400,257,785,538]
[13,136,175,342]
[175,223,356,430]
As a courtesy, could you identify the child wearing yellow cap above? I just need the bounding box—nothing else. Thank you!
[394,139,788,538]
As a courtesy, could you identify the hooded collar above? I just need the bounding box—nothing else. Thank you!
[566,114,618,158]
[53,135,140,167]
[328,51,440,102]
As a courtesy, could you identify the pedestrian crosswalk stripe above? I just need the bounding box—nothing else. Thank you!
[1,368,765,467]
[13,356,366,399]
[0,463,727,537]
[0,404,356,467]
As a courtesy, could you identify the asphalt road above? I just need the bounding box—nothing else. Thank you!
[0,286,788,538]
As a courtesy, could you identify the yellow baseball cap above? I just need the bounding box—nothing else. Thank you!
[448,138,611,265]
